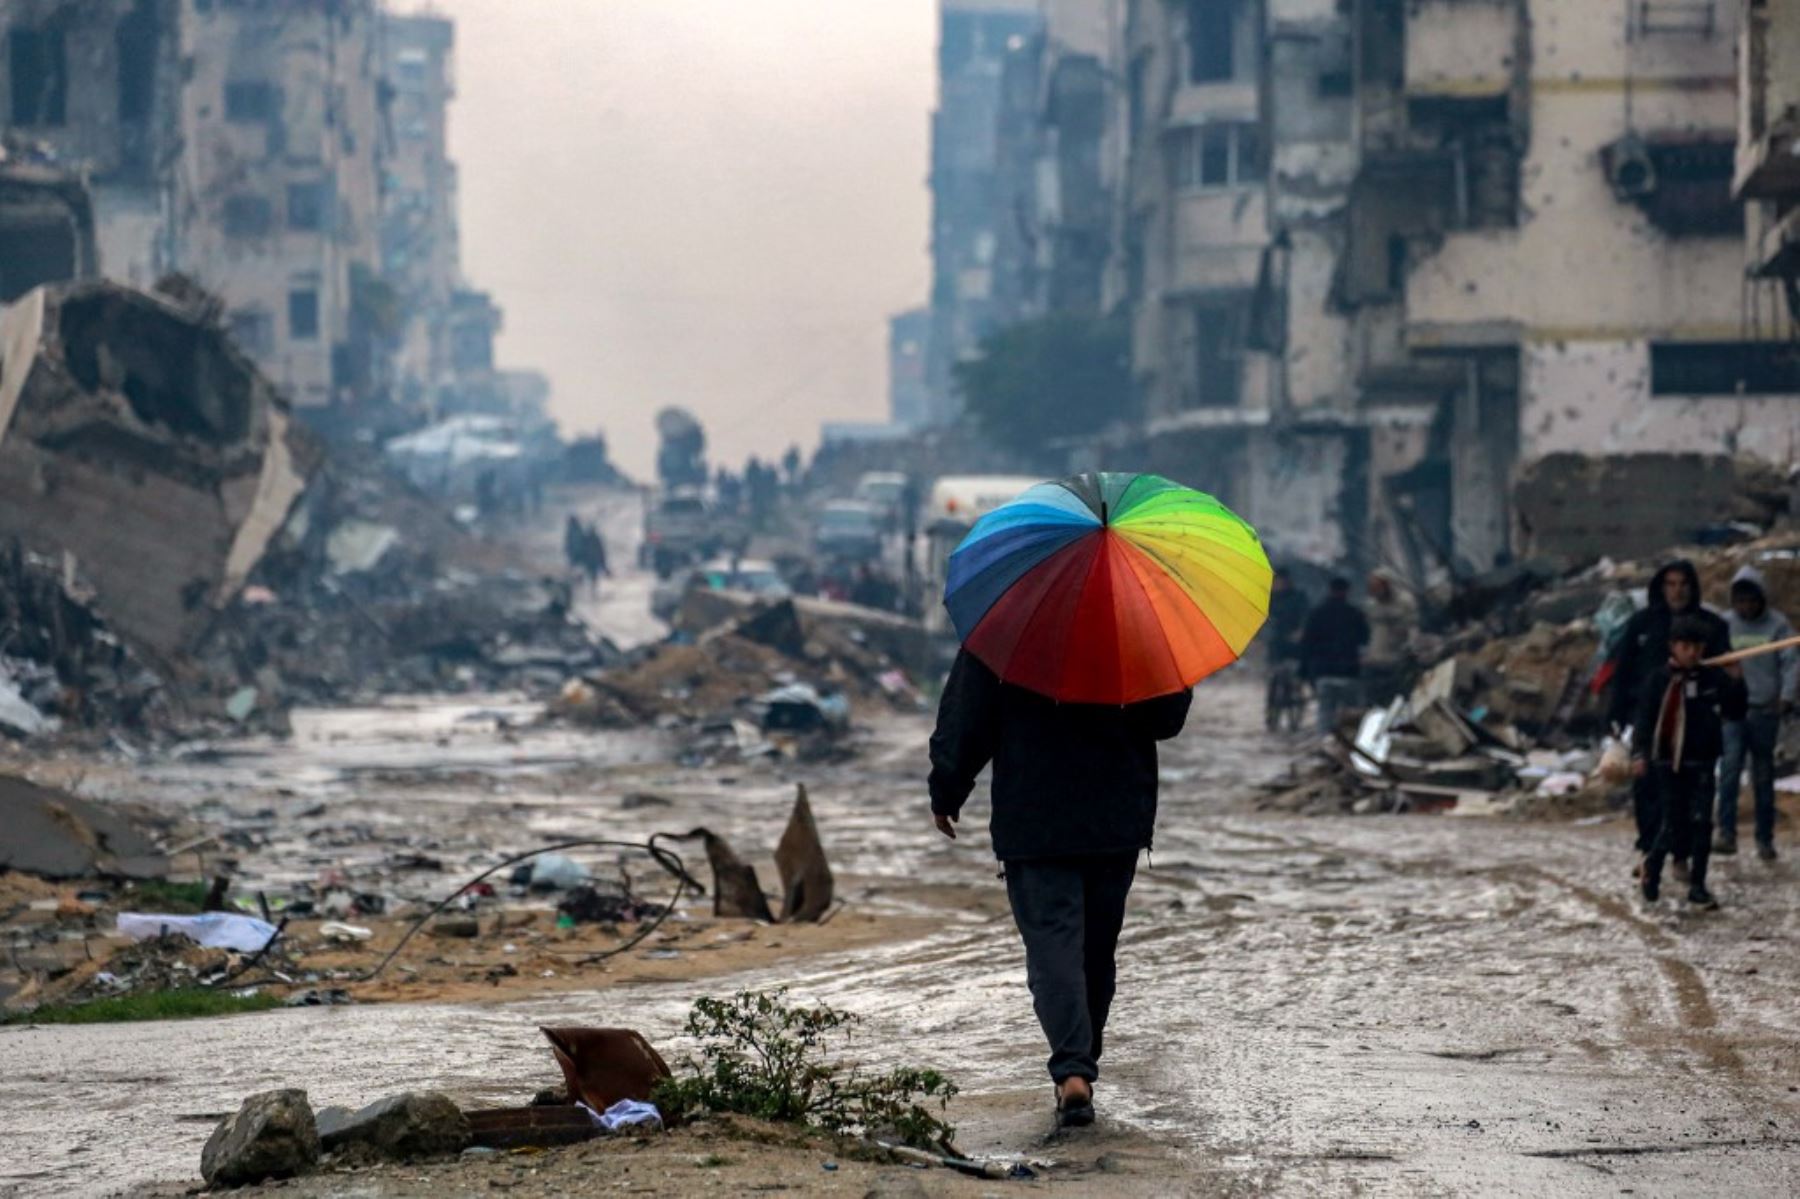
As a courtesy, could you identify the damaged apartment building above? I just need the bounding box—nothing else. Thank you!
[1332,0,1800,573]
[1094,0,1800,578]
[1,0,551,442]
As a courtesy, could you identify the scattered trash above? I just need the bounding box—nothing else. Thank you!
[541,1027,674,1113]
[284,988,354,1007]
[117,911,278,954]
[319,922,374,943]
[523,853,591,891]
[580,1098,663,1133]
[774,784,834,923]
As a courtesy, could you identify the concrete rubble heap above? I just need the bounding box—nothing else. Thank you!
[0,279,315,733]
[1263,530,1800,818]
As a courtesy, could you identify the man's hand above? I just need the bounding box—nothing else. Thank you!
[1632,759,1647,779]
[933,813,958,840]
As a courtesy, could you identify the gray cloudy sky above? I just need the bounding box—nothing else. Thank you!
[404,0,935,478]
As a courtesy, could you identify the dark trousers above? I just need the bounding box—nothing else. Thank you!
[1718,709,1780,846]
[1646,763,1716,892]
[1633,771,1693,858]
[1004,853,1138,1084]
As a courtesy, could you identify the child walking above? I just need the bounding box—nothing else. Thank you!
[1632,615,1748,908]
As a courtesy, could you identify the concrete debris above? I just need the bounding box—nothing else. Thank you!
[315,1091,471,1161]
[1268,529,1800,817]
[201,1089,321,1188]
[775,785,834,923]
[0,774,168,880]
[0,282,317,667]
[688,829,776,922]
[540,1027,673,1113]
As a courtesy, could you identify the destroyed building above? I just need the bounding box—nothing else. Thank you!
[0,161,97,301]
[929,0,1800,578]
[0,279,314,678]
[0,0,179,288]
[0,1,563,446]
[921,0,1045,426]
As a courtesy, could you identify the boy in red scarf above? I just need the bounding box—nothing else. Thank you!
[1632,615,1747,908]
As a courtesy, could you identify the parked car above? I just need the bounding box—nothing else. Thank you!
[639,486,713,577]
[813,499,884,564]
[853,471,910,530]
[650,557,791,622]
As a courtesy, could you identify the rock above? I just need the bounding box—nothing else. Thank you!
[315,1091,470,1160]
[201,1089,320,1188]
[429,915,480,938]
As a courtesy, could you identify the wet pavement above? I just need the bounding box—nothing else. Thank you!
[4,543,1799,1194]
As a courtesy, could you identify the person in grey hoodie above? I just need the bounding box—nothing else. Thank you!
[1715,566,1798,859]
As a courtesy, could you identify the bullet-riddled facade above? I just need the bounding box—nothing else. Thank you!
[171,0,386,412]
[1106,0,1800,576]
[0,0,180,287]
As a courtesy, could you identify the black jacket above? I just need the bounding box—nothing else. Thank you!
[1631,663,1747,767]
[1298,596,1370,681]
[1265,587,1308,661]
[927,650,1192,860]
[1606,560,1731,728]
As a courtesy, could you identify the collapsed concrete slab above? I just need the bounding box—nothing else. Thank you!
[0,281,317,674]
[0,773,168,880]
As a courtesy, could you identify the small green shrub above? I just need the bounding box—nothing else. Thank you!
[654,989,958,1150]
[127,880,213,913]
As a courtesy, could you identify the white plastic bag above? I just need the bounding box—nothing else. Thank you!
[116,911,278,953]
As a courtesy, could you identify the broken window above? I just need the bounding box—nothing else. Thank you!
[8,28,67,126]
[228,309,273,355]
[288,290,320,341]
[1650,341,1800,395]
[222,195,273,237]
[1172,122,1264,190]
[224,80,279,123]
[1187,0,1238,85]
[1190,301,1246,408]
[286,181,332,232]
[116,0,160,121]
[1605,137,1739,237]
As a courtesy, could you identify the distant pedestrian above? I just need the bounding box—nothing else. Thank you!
[1299,576,1370,733]
[928,649,1192,1128]
[1715,566,1796,860]
[563,515,587,576]
[1606,560,1730,869]
[1363,569,1418,705]
[1632,615,1747,908]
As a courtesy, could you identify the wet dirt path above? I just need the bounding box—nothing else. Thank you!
[5,673,1800,1195]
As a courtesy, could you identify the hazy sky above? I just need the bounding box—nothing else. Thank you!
[403,1,936,479]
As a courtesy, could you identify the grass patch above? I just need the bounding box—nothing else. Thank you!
[126,880,213,913]
[697,1153,730,1168]
[3,987,279,1025]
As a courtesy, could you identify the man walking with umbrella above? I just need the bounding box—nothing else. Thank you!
[925,473,1269,1129]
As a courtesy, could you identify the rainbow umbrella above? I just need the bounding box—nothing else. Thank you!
[943,471,1271,704]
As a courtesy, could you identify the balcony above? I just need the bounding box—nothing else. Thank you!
[1733,115,1800,201]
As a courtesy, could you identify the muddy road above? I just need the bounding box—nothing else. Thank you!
[4,529,1799,1194]
[7,680,1798,1195]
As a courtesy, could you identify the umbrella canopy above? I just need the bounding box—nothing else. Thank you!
[944,471,1271,704]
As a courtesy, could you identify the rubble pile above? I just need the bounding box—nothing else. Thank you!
[0,279,616,738]
[555,598,926,762]
[0,542,171,739]
[1263,530,1800,818]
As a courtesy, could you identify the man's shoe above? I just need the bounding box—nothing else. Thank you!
[1757,841,1778,862]
[1713,832,1737,856]
[1054,1079,1095,1129]
[1670,857,1690,884]
[1640,866,1660,903]
[1688,887,1720,910]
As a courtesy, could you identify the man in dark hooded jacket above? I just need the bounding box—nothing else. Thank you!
[1606,560,1730,857]
[928,649,1191,1129]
